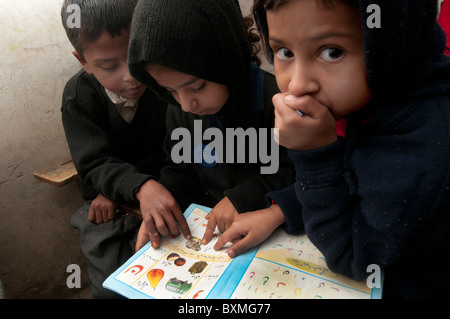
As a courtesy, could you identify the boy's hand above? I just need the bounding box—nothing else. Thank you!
[88,193,118,224]
[273,93,337,151]
[214,205,286,258]
[201,196,238,245]
[135,222,152,252]
[136,179,191,249]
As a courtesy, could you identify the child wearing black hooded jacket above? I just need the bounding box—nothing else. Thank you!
[214,0,450,299]
[127,0,294,251]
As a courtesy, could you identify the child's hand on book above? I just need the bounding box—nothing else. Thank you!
[214,204,286,258]
[136,180,191,250]
[135,222,152,251]
[201,196,238,245]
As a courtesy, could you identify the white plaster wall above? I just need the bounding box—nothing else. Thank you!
[0,0,87,298]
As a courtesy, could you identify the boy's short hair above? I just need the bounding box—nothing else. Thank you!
[61,0,138,56]
[253,0,359,62]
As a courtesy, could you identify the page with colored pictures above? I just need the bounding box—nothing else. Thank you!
[102,204,257,299]
[227,229,383,299]
[103,203,383,299]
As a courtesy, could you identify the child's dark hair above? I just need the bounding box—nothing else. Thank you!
[243,15,262,66]
[253,0,359,63]
[61,0,138,56]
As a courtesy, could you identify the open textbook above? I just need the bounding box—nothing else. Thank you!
[103,203,383,299]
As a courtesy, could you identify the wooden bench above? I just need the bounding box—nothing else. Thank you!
[33,156,79,186]
[33,157,142,219]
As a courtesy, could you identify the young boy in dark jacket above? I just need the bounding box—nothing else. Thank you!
[215,0,450,298]
[60,0,167,298]
[127,0,295,251]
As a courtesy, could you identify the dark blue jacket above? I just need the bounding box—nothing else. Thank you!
[266,0,450,298]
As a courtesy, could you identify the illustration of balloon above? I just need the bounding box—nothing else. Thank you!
[147,269,164,289]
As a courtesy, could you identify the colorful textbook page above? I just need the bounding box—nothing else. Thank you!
[103,204,383,299]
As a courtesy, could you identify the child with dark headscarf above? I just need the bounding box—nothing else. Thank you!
[128,0,294,251]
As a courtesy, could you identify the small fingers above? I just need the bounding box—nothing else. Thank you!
[172,204,191,240]
[136,223,150,251]
[102,207,111,223]
[88,205,97,224]
[144,214,160,240]
[224,235,256,258]
[141,217,161,249]
[213,225,243,252]
[152,212,172,237]
[202,216,217,245]
[95,207,104,224]
[107,207,116,222]
[143,205,191,248]
[148,230,160,249]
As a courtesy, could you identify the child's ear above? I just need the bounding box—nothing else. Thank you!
[72,50,93,74]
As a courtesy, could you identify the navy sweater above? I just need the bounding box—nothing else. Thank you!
[266,0,450,298]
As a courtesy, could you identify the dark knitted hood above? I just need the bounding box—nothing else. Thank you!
[358,0,450,101]
[128,0,251,110]
[254,0,450,104]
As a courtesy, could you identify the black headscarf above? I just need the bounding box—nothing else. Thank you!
[128,0,251,112]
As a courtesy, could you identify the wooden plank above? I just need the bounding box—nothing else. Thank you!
[34,158,143,221]
[33,157,79,186]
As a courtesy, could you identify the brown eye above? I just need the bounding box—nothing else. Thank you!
[320,47,343,61]
[275,47,294,60]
